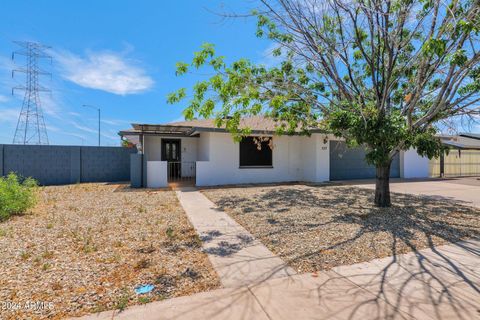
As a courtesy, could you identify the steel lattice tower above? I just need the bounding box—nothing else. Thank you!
[12,41,51,145]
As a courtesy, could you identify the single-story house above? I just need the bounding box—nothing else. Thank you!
[120,116,432,188]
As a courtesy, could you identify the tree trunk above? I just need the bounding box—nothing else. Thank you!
[374,162,391,207]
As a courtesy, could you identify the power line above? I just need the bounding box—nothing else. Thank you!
[12,41,51,145]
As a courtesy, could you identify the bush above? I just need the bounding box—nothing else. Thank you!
[0,173,38,221]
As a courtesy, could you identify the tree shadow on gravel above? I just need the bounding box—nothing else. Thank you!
[207,185,480,319]
[200,229,255,257]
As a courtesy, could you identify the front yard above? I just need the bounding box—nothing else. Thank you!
[203,184,480,273]
[0,183,219,319]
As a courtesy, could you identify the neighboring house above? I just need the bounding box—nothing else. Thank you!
[120,116,433,188]
[438,133,480,150]
[433,133,480,177]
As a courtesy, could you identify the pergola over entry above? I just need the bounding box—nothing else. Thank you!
[131,124,197,136]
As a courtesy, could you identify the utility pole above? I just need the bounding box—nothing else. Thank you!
[12,41,51,145]
[82,104,101,146]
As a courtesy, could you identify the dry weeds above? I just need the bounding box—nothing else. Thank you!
[0,183,219,319]
[203,184,480,273]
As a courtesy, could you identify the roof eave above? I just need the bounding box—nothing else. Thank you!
[459,133,480,141]
[441,140,480,150]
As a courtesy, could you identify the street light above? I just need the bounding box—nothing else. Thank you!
[82,104,101,146]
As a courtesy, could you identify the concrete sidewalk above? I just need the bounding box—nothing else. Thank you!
[175,188,295,288]
[78,239,480,320]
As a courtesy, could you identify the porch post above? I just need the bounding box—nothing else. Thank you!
[141,134,148,187]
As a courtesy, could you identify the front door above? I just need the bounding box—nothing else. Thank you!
[162,139,181,179]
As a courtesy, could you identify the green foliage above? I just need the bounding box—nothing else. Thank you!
[115,290,130,312]
[167,41,319,140]
[166,88,186,104]
[165,226,175,239]
[138,297,151,305]
[0,173,38,221]
[121,138,135,148]
[175,62,189,76]
[450,49,468,66]
[422,38,446,57]
[328,107,447,165]
[167,0,479,170]
[459,67,480,95]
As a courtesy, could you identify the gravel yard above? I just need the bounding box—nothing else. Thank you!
[0,183,219,319]
[203,184,480,273]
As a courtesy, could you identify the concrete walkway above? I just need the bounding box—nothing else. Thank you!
[175,187,295,288]
[79,239,480,320]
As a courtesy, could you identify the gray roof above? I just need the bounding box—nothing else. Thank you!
[460,132,480,140]
[167,116,283,132]
[119,116,326,137]
[440,134,480,150]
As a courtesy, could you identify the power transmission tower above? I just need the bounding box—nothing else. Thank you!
[12,41,51,145]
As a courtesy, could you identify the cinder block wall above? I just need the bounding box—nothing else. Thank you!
[0,144,136,185]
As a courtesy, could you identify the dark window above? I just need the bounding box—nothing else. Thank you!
[239,137,272,167]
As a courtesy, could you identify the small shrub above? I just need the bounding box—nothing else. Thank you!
[82,240,97,254]
[115,290,130,312]
[0,173,38,221]
[42,250,54,259]
[51,282,62,291]
[165,226,175,239]
[266,212,278,224]
[92,303,107,313]
[20,251,32,260]
[138,297,150,304]
[134,258,151,270]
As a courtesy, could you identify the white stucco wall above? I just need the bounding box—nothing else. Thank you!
[197,132,210,161]
[301,136,317,181]
[400,148,430,178]
[196,132,330,186]
[180,138,198,162]
[315,135,330,182]
[144,136,162,161]
[146,161,168,188]
[297,134,330,182]
[142,132,332,186]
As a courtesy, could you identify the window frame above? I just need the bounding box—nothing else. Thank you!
[238,136,273,169]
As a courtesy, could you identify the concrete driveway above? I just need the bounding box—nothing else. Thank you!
[352,176,480,208]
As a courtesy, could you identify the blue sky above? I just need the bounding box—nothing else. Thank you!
[0,0,273,146]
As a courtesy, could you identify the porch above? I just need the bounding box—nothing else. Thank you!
[146,160,197,188]
[142,134,199,188]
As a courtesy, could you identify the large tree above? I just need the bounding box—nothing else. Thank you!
[168,0,480,207]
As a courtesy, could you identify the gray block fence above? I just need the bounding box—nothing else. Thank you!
[0,144,136,185]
